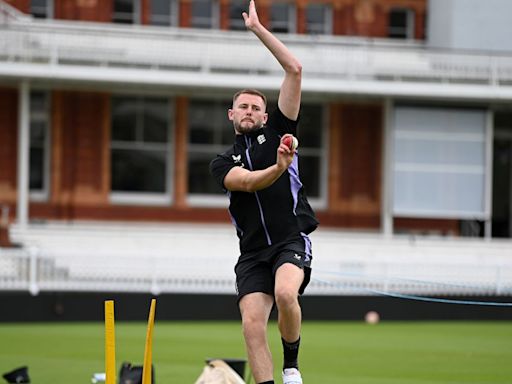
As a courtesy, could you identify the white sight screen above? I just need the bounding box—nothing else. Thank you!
[393,106,488,218]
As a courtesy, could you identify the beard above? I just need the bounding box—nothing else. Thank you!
[234,119,264,134]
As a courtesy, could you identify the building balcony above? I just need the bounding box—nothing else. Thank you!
[2,2,512,101]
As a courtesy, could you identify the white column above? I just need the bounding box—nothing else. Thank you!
[17,80,30,231]
[382,98,394,236]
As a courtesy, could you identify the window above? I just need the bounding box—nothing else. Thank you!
[392,106,489,218]
[150,0,179,26]
[388,8,415,39]
[187,100,326,206]
[296,104,326,201]
[492,112,512,238]
[270,3,296,33]
[188,99,232,204]
[113,0,140,24]
[229,0,247,31]
[305,4,332,35]
[30,0,53,19]
[111,96,172,204]
[190,0,218,29]
[29,91,50,200]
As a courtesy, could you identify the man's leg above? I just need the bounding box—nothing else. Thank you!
[275,263,304,383]
[239,292,275,383]
[275,263,304,347]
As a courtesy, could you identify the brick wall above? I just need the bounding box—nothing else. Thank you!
[326,102,382,228]
[5,0,427,39]
[0,88,18,204]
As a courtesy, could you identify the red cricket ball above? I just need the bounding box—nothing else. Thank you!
[282,135,299,150]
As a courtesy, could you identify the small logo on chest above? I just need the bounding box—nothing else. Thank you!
[257,134,266,145]
[232,154,245,168]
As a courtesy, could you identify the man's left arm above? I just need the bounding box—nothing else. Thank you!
[243,0,302,120]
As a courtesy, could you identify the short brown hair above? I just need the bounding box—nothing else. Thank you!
[232,89,267,107]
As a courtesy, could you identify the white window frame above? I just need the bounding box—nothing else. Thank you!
[187,98,231,207]
[305,3,332,35]
[270,2,296,34]
[110,96,174,206]
[391,105,491,220]
[112,0,141,24]
[388,7,415,39]
[493,117,512,238]
[150,0,179,26]
[295,103,328,210]
[228,0,248,31]
[30,0,54,19]
[29,90,51,202]
[190,0,220,29]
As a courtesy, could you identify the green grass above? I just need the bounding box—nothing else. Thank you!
[1,321,511,383]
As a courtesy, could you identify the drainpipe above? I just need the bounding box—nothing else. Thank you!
[17,80,30,232]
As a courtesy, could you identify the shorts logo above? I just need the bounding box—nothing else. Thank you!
[293,253,301,261]
[257,134,266,145]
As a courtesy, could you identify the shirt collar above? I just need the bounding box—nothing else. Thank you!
[234,127,264,147]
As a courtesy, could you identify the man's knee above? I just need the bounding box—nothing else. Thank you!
[274,287,299,310]
[242,312,267,337]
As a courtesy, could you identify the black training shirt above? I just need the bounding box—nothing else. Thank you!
[210,107,318,254]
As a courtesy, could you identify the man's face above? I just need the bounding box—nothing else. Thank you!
[228,93,268,135]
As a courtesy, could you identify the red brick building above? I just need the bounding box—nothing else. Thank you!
[1,0,511,238]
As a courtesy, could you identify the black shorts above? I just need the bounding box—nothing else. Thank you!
[234,234,313,301]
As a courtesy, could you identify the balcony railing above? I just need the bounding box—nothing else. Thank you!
[3,222,512,297]
[1,1,512,99]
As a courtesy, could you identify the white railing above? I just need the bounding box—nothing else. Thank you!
[311,230,512,297]
[2,223,241,295]
[1,8,512,97]
[3,222,512,297]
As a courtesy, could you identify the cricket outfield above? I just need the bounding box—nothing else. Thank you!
[1,321,511,383]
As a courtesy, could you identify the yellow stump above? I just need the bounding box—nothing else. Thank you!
[104,300,116,384]
[142,299,156,384]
